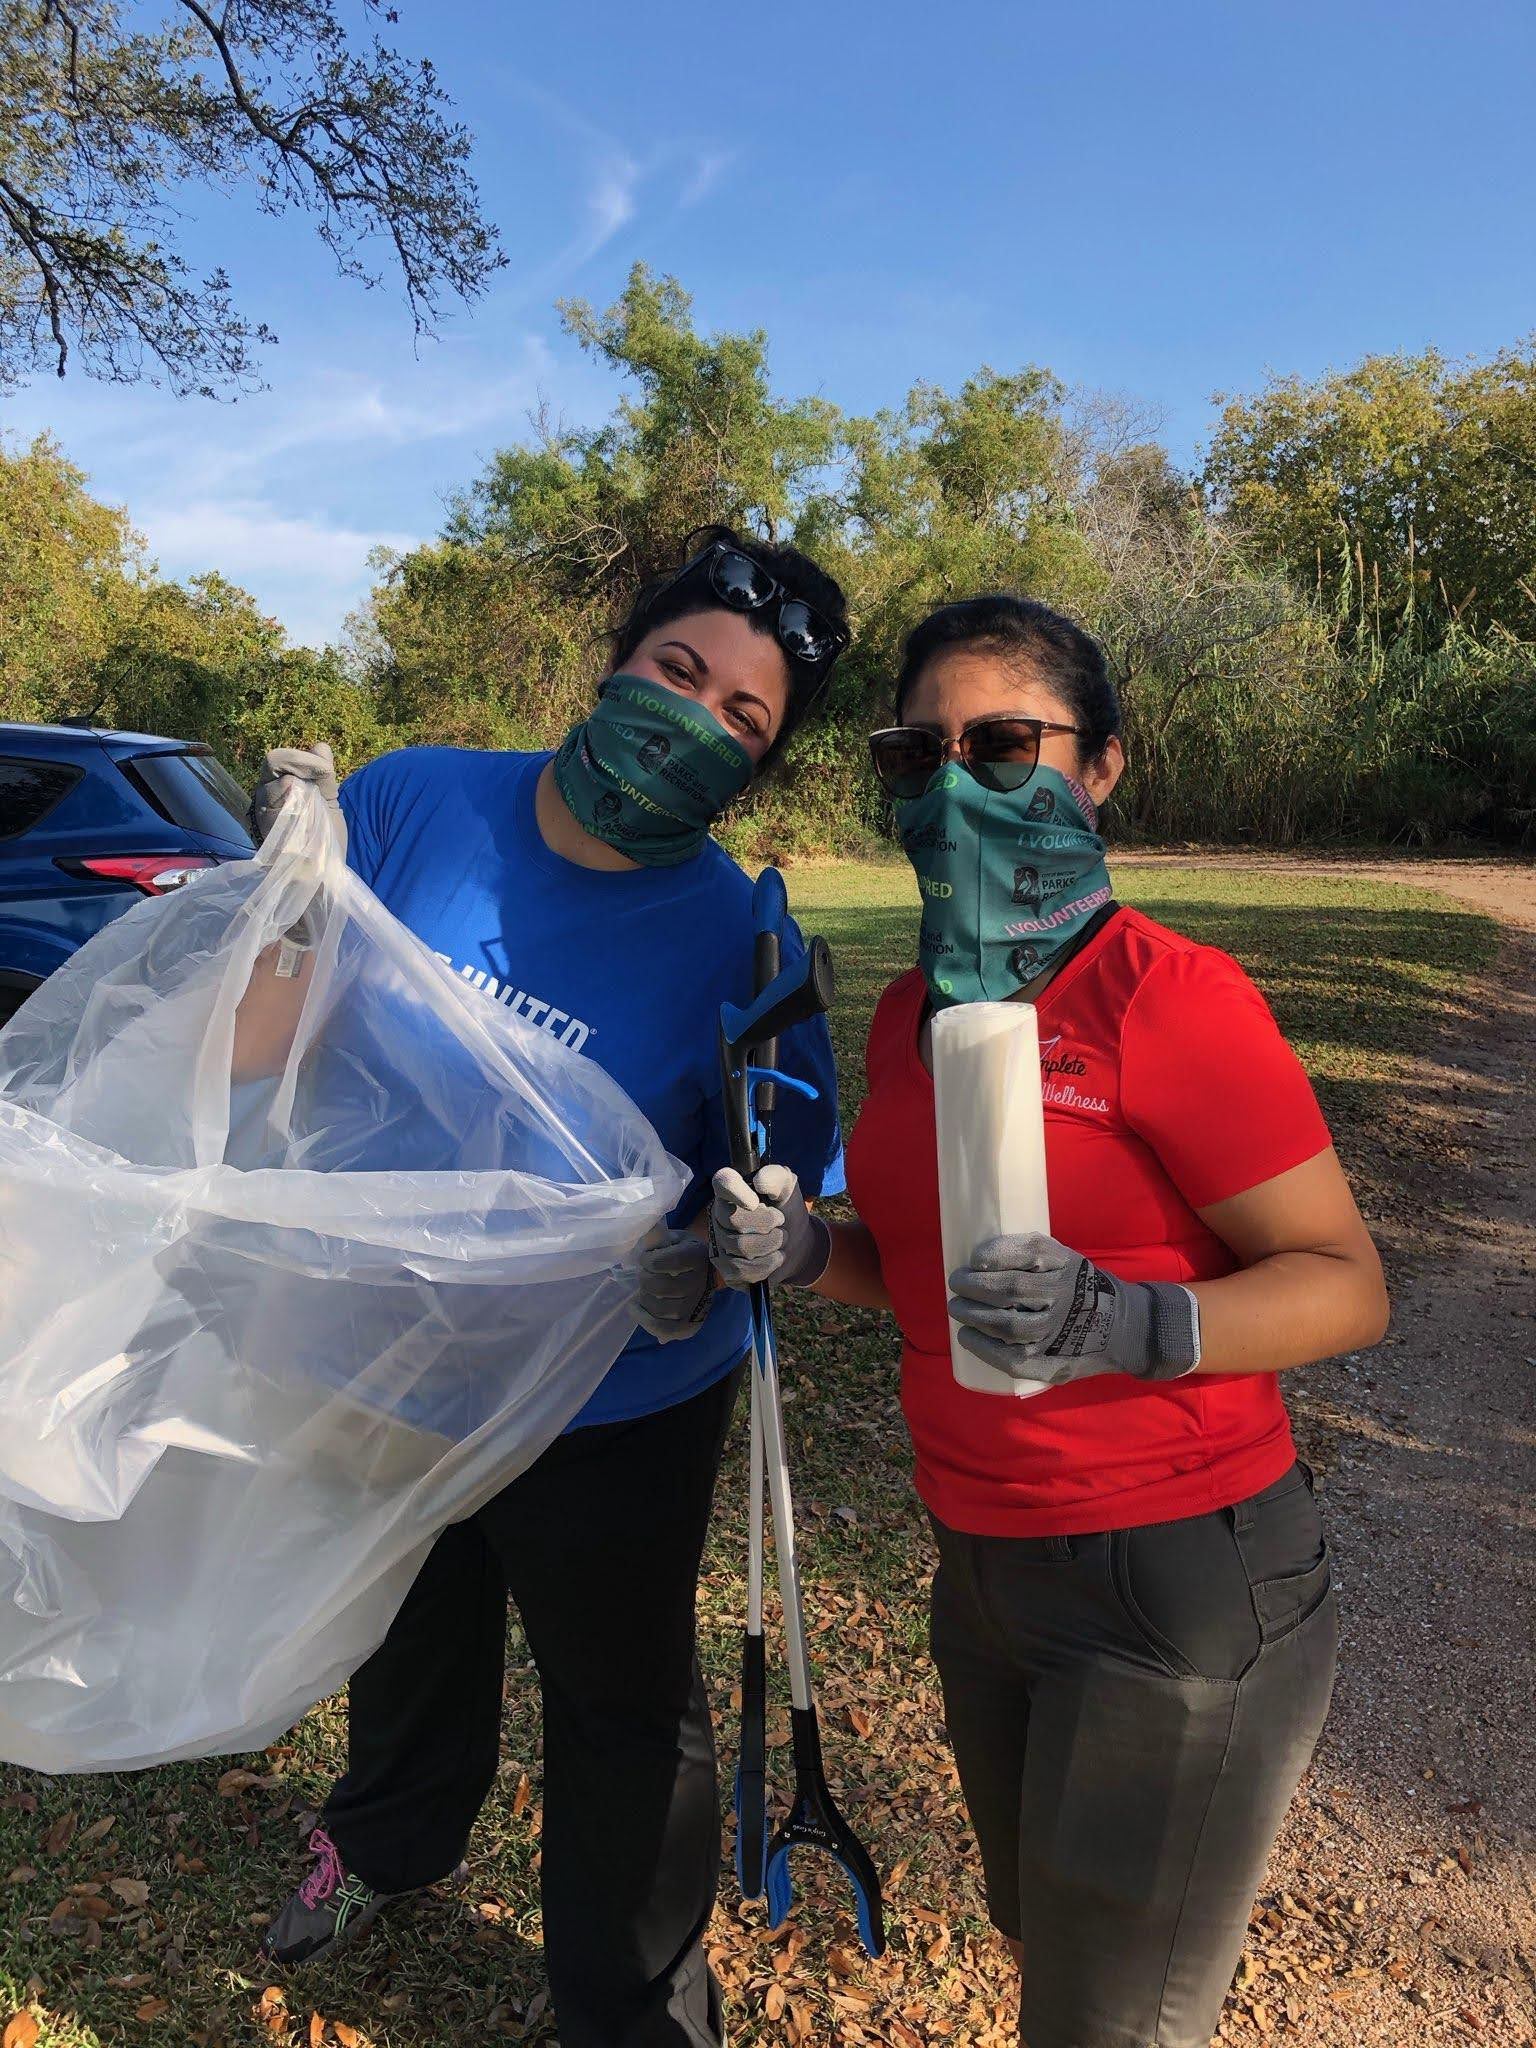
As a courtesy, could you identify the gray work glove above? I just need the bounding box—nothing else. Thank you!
[633,1229,714,1343]
[947,1233,1201,1387]
[708,1164,831,1290]
[249,743,346,854]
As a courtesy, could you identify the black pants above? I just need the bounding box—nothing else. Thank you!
[930,1463,1339,2048]
[323,1364,744,2048]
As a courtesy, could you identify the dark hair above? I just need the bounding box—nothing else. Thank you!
[893,594,1122,761]
[610,525,849,764]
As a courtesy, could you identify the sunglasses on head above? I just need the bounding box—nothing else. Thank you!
[647,540,848,670]
[867,714,1089,801]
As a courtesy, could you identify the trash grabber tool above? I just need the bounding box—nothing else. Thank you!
[735,865,787,1905]
[719,924,887,1959]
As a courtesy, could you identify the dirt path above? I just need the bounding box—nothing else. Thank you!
[1182,854,1536,2047]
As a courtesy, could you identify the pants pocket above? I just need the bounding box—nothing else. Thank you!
[1107,1514,1262,1684]
[1249,1548,1332,1643]
[1237,1466,1333,1647]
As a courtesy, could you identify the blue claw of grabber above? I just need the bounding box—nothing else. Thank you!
[761,1662,887,1958]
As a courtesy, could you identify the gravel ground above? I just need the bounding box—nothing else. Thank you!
[1195,854,1536,2048]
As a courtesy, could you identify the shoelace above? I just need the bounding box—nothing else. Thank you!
[298,1825,347,1909]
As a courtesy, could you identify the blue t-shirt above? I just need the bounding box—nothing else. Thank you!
[340,746,843,1426]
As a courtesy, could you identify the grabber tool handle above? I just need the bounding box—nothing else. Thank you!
[752,867,789,1123]
[735,865,785,1903]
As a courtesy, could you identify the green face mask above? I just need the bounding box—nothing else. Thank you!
[555,674,755,867]
[897,764,1112,1007]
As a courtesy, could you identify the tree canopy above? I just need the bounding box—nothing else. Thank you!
[0,0,501,393]
[1205,345,1536,643]
[4,272,1532,847]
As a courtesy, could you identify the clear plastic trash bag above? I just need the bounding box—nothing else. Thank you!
[0,785,687,1771]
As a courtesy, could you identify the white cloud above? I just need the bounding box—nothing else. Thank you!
[59,347,553,495]
[490,76,733,297]
[137,498,419,648]
[4,348,557,646]
[589,155,641,242]
[680,150,736,209]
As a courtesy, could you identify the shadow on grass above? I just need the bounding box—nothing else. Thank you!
[808,893,1499,1112]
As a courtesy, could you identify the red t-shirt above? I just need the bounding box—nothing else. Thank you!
[843,907,1333,1537]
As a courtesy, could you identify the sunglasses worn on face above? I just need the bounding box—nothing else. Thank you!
[867,715,1089,800]
[648,541,848,669]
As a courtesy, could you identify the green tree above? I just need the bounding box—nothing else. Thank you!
[0,431,132,711]
[0,0,502,393]
[1205,345,1536,643]
[366,266,847,745]
[0,432,385,772]
[803,367,1097,706]
[355,298,1536,851]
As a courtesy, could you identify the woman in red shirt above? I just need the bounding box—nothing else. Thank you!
[709,595,1389,2048]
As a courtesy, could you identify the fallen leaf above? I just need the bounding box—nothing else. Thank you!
[6,1868,38,1885]
[331,2027,364,2048]
[256,1986,288,2034]
[42,1811,78,1857]
[111,1878,151,1908]
[309,2013,327,2046]
[134,1999,170,2022]
[4,2016,40,2048]
[764,1983,787,2022]
[106,1975,154,1991]
[79,1815,117,1844]
[217,1769,264,1798]
[511,1773,531,1819]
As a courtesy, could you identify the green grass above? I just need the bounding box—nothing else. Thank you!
[1,862,1500,2048]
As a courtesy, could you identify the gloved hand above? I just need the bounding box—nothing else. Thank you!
[633,1229,714,1343]
[708,1164,831,1291]
[947,1233,1201,1386]
[249,744,346,854]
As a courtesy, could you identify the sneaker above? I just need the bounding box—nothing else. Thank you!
[262,1825,405,1966]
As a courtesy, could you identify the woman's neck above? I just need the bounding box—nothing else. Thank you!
[534,759,641,872]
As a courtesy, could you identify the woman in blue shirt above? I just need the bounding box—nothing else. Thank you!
[250,529,848,2048]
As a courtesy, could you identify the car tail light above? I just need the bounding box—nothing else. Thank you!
[66,855,216,895]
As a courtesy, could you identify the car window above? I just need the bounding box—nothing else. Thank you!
[0,757,84,841]
[124,751,253,845]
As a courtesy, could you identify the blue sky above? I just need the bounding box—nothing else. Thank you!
[5,0,1534,647]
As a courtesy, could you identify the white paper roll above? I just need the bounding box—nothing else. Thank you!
[932,1002,1051,1398]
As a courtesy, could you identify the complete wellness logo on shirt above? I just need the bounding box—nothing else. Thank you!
[1038,1032,1110,1115]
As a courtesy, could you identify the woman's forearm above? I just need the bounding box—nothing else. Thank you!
[231,945,314,1080]
[1184,1151,1390,1376]
[811,1218,893,1311]
[1187,1245,1389,1376]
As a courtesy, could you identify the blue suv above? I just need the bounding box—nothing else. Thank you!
[0,722,254,1027]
